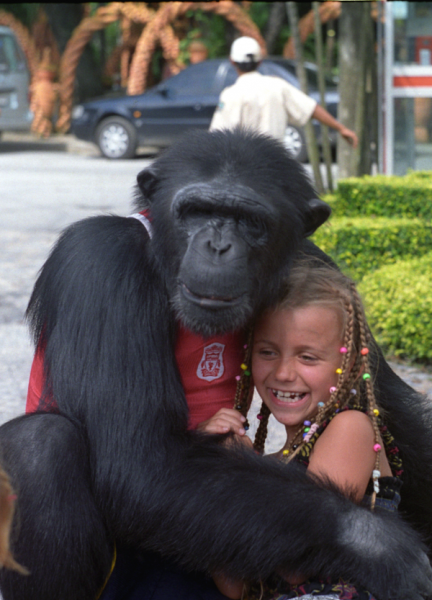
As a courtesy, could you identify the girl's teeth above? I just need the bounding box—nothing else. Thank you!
[273,390,305,402]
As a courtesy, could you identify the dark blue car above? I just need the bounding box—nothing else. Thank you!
[71,58,339,161]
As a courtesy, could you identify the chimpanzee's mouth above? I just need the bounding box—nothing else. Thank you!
[181,284,245,309]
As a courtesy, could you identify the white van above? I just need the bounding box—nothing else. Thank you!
[0,25,33,135]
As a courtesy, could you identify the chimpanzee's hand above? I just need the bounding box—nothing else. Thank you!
[337,508,432,600]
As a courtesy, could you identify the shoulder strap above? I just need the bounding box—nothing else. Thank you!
[128,212,153,239]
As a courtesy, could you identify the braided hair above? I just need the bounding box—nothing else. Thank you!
[246,258,383,509]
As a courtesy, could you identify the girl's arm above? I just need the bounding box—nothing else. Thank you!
[308,410,390,502]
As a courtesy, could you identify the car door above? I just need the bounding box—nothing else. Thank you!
[134,60,226,145]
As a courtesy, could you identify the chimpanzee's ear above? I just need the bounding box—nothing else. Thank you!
[136,166,159,204]
[303,198,332,237]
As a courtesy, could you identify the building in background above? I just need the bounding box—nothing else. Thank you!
[379,1,432,174]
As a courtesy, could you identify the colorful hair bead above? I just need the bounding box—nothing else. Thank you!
[339,347,348,354]
[243,344,248,349]
[240,364,248,370]
[350,389,357,395]
[235,375,241,381]
[361,348,369,355]
[373,443,381,452]
[363,373,371,380]
[336,368,342,374]
[244,370,251,376]
[282,449,289,456]
[304,427,310,433]
[244,424,249,431]
[318,402,325,408]
[304,420,311,427]
[257,415,262,420]
[373,408,380,416]
[329,386,337,393]
[372,469,381,479]
[304,423,319,443]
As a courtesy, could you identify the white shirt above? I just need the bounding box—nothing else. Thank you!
[209,71,317,142]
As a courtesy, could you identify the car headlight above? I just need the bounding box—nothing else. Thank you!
[72,105,85,119]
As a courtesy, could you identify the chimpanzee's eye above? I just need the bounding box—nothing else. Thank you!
[238,216,267,241]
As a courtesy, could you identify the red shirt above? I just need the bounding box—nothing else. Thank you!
[26,326,245,429]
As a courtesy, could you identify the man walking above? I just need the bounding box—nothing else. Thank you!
[210,36,358,149]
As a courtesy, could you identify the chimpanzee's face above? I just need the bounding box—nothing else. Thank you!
[135,129,330,336]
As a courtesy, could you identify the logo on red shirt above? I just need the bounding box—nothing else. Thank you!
[197,343,225,381]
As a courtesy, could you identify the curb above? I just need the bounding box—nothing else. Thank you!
[1,131,99,156]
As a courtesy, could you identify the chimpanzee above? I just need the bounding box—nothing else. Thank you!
[0,128,431,600]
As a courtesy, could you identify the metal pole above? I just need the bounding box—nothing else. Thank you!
[377,0,384,174]
[384,1,394,175]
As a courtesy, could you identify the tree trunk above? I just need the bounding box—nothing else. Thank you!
[264,3,287,54]
[286,2,324,195]
[325,19,335,73]
[43,3,104,103]
[313,2,333,192]
[337,2,376,178]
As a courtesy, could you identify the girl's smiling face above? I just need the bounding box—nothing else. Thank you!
[252,304,344,438]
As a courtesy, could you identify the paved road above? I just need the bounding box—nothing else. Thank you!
[0,133,155,424]
[1,133,432,454]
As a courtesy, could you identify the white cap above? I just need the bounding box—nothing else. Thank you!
[230,36,262,64]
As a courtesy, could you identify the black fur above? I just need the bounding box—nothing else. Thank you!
[0,414,113,600]
[1,129,431,600]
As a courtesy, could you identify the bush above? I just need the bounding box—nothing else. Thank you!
[359,253,432,363]
[312,216,432,279]
[329,172,432,218]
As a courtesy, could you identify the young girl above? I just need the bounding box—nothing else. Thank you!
[201,258,403,600]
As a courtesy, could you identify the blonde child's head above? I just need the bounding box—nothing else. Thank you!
[235,257,382,505]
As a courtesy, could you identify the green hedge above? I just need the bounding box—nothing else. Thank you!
[328,171,432,219]
[312,216,432,279]
[359,253,432,362]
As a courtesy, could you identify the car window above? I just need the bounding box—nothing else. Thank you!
[220,62,238,89]
[165,61,221,96]
[272,59,338,90]
[0,34,27,73]
[259,61,299,87]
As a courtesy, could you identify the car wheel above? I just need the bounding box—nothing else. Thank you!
[283,125,308,162]
[96,116,137,159]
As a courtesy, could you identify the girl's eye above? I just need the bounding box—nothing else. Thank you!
[257,348,275,357]
[300,354,317,362]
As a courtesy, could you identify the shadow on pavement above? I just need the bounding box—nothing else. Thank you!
[0,140,68,153]
[0,132,161,159]
[135,149,160,159]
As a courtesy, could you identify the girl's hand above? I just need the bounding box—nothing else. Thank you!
[197,408,247,436]
[213,573,244,599]
[276,567,306,586]
[282,573,306,586]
